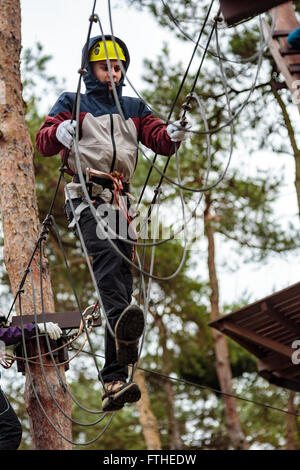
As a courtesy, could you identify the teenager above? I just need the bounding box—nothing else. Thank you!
[36,35,189,411]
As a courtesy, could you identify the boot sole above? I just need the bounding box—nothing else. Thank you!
[102,398,124,412]
[102,383,141,412]
[115,305,145,365]
[113,382,141,405]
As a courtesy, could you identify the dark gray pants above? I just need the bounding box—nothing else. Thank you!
[65,198,133,383]
[0,388,22,450]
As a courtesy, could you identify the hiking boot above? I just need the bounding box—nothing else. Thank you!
[102,380,141,412]
[114,305,145,365]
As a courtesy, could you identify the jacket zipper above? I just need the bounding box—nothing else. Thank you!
[109,114,117,173]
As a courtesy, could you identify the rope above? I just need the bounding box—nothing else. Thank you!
[160,0,279,65]
[72,346,300,419]
[1,0,124,446]
[1,0,279,447]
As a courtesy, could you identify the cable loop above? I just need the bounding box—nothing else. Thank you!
[2,0,279,447]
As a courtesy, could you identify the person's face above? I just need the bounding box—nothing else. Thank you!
[91,60,122,89]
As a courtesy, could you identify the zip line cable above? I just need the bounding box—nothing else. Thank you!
[71,346,300,420]
[28,264,106,426]
[1,0,282,446]
[160,0,278,66]
[2,0,123,445]
[136,0,216,210]
[71,20,238,271]
[17,278,115,446]
[4,0,264,390]
[83,13,219,255]
[104,5,271,211]
[107,0,277,139]
[70,15,207,288]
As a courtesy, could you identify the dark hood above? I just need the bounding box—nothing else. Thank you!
[82,35,130,100]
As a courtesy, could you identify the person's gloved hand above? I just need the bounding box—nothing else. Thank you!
[167,120,191,142]
[37,322,62,340]
[56,120,76,149]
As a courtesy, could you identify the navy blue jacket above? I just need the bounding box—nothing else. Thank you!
[36,35,176,180]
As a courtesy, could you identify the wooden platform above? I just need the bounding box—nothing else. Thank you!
[11,309,102,329]
[11,308,102,373]
[219,0,291,26]
[209,282,300,392]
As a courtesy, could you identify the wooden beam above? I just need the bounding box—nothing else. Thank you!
[289,64,300,73]
[257,355,293,372]
[219,321,294,358]
[222,330,268,359]
[262,18,300,115]
[272,29,293,38]
[258,369,300,392]
[279,46,300,55]
[257,351,300,372]
[11,310,102,329]
[261,301,300,336]
[219,0,291,26]
[276,364,300,378]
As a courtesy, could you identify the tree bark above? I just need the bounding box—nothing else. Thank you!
[271,81,300,218]
[286,391,296,450]
[154,313,184,450]
[0,0,72,449]
[134,368,162,450]
[204,199,248,450]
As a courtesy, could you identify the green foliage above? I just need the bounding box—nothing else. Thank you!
[229,29,260,60]
[126,1,300,450]
[21,43,94,313]
[71,373,146,450]
[3,0,300,448]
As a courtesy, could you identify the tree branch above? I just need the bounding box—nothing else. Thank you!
[271,81,300,156]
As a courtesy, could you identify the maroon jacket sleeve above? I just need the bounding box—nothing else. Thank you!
[36,89,85,158]
[137,113,180,156]
[36,112,71,157]
[0,323,36,346]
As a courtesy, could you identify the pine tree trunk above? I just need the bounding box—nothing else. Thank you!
[154,314,184,449]
[204,201,248,450]
[134,368,162,450]
[286,391,296,450]
[0,0,72,449]
[296,153,300,218]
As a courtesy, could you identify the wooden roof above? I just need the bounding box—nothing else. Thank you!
[209,282,300,392]
[219,0,291,26]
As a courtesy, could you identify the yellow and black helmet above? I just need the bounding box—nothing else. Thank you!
[89,40,126,62]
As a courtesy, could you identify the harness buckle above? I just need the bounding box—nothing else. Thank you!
[86,167,112,182]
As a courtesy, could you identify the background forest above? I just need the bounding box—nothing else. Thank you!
[1,0,300,450]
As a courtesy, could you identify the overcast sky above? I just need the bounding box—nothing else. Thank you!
[19,0,300,305]
[20,0,195,112]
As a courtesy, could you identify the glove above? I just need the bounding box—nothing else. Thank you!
[0,314,11,327]
[37,322,62,340]
[167,120,191,142]
[56,120,76,149]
